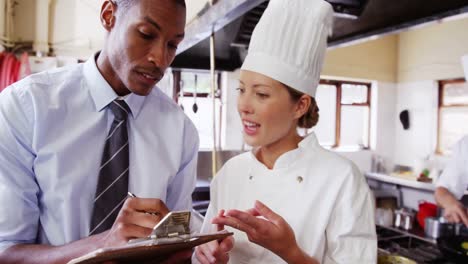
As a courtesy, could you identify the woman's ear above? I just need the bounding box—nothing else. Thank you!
[294,94,311,119]
[100,0,117,31]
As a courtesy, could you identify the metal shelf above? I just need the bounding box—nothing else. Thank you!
[366,172,436,192]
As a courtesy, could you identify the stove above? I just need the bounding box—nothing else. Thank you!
[376,225,457,264]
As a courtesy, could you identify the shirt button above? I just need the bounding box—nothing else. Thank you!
[249,175,254,180]
[297,176,303,183]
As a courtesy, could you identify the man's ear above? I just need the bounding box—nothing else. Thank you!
[100,0,117,31]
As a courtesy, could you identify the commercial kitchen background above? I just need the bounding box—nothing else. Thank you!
[1,0,468,212]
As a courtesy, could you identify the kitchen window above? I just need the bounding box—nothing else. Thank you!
[437,78,468,155]
[173,70,222,150]
[313,79,371,150]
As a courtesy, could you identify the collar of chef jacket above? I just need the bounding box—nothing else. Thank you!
[247,132,320,177]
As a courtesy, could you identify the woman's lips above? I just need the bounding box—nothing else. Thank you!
[243,120,260,136]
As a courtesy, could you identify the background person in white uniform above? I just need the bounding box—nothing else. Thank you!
[434,54,468,226]
[194,0,377,263]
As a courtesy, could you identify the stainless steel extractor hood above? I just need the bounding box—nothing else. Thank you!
[172,0,468,71]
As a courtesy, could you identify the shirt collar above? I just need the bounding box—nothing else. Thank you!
[83,52,145,119]
[249,132,319,171]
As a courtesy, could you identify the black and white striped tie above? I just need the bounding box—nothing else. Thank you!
[89,100,130,235]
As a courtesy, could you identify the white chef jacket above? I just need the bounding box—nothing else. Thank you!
[437,135,468,199]
[199,133,377,264]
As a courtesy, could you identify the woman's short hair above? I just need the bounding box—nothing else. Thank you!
[284,85,319,129]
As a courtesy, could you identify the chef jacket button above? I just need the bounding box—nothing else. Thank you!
[249,175,254,180]
[297,176,303,183]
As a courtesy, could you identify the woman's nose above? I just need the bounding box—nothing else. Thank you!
[238,95,253,114]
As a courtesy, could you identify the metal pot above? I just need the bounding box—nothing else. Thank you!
[394,208,415,230]
[424,217,455,238]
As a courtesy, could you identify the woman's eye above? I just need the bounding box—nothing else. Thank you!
[236,87,245,93]
[256,93,268,98]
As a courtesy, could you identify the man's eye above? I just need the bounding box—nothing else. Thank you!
[139,31,153,40]
[168,43,178,50]
[236,87,245,93]
[257,93,268,98]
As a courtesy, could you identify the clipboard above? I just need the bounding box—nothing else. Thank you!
[68,211,233,264]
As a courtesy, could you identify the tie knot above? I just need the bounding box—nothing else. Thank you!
[109,100,130,121]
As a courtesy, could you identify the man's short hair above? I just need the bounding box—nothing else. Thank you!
[113,0,186,12]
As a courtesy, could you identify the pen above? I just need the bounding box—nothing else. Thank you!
[127,192,160,217]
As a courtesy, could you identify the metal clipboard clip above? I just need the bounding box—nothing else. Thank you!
[150,211,191,239]
[128,211,192,245]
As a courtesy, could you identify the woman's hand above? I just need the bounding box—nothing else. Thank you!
[195,210,235,264]
[211,200,314,263]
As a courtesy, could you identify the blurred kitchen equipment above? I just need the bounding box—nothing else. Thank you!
[425,217,468,239]
[417,200,437,229]
[378,255,417,264]
[455,223,468,236]
[391,165,415,180]
[437,235,468,263]
[371,154,386,173]
[424,217,456,238]
[179,79,184,111]
[373,189,402,209]
[376,208,394,227]
[375,196,398,211]
[192,74,198,113]
[394,208,415,230]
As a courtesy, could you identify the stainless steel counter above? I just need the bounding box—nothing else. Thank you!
[366,172,436,192]
[366,172,468,195]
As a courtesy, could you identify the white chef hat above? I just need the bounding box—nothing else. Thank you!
[241,0,333,97]
[462,54,468,80]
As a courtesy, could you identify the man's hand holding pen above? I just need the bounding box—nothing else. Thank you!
[99,193,169,247]
[93,193,192,263]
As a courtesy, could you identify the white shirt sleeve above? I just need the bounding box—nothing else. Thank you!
[0,86,39,253]
[437,136,468,199]
[324,163,377,264]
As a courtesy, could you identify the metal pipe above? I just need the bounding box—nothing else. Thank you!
[0,0,5,40]
[210,32,217,177]
[34,0,50,55]
[210,0,217,178]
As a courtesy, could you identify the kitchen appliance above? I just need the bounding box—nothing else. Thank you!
[425,217,468,239]
[437,235,468,263]
[417,201,438,229]
[394,208,415,230]
[376,208,394,227]
[377,225,458,263]
[424,217,456,239]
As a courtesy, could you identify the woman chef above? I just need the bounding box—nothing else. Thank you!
[194,0,377,263]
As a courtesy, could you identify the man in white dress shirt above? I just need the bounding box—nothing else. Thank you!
[0,0,199,263]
